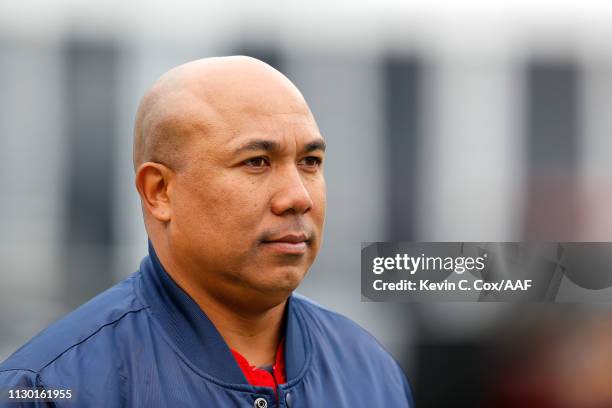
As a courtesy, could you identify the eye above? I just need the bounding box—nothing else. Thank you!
[299,156,322,168]
[243,156,270,168]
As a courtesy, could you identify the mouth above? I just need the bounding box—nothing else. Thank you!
[260,233,311,255]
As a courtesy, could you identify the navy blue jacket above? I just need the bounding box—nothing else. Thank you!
[0,244,413,407]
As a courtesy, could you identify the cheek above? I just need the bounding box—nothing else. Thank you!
[174,174,267,242]
[308,179,327,224]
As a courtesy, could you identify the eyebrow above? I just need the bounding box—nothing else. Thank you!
[304,140,326,153]
[232,138,326,155]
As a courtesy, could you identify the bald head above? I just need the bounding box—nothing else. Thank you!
[133,56,313,171]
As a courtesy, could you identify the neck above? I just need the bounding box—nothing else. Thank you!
[197,296,287,367]
[153,239,287,367]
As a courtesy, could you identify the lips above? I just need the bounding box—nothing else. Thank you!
[261,233,310,254]
[266,233,309,243]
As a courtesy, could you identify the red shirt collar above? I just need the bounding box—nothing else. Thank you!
[230,337,286,389]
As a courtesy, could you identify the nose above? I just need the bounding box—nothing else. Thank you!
[270,167,313,216]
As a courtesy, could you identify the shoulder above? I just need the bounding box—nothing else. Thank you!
[0,273,148,376]
[292,292,400,365]
[292,293,414,403]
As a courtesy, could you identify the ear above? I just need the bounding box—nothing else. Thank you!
[135,162,174,222]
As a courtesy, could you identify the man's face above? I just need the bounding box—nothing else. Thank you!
[169,99,326,303]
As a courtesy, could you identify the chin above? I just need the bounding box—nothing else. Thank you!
[255,266,306,294]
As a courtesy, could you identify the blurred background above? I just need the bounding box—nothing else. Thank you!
[2,1,612,406]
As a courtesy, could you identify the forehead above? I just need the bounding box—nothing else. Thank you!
[173,66,322,158]
[193,106,324,159]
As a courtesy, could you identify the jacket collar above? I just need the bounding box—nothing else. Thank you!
[138,241,308,384]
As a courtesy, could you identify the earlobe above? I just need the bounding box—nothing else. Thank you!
[135,162,173,222]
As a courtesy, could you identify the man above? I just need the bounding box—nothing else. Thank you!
[0,56,413,407]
